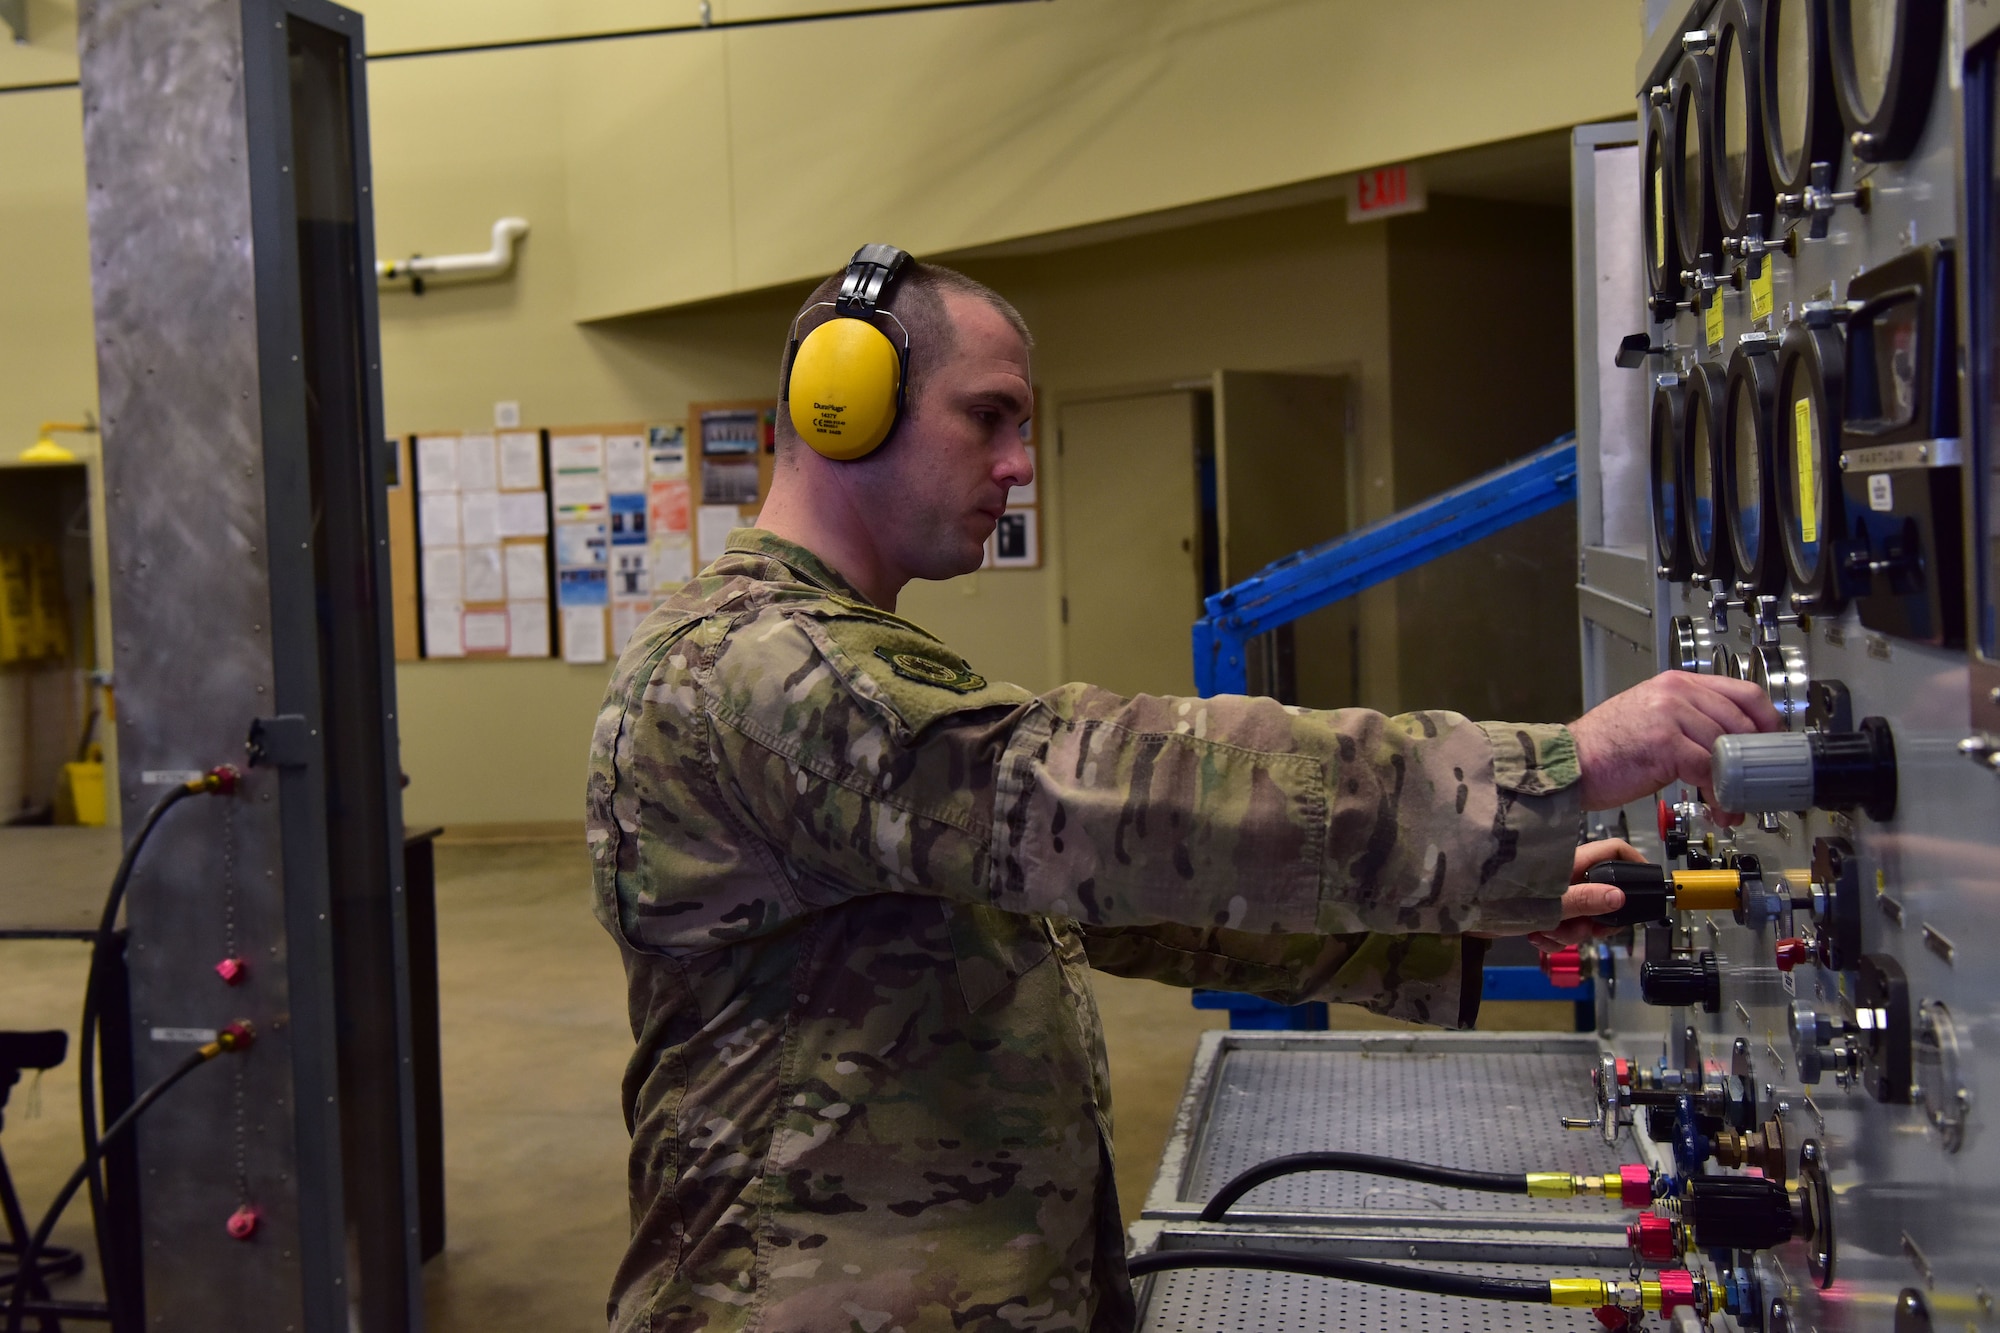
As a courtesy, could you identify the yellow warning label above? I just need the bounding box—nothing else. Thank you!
[1750,266,1774,322]
[1794,396,1818,543]
[1705,296,1725,348]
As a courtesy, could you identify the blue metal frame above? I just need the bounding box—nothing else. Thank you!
[1192,435,1579,697]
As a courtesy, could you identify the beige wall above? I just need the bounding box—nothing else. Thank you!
[0,3,1609,826]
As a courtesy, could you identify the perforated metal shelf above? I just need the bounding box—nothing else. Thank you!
[1154,1033,1630,1220]
[1136,1259,1599,1332]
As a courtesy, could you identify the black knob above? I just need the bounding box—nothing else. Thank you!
[1587,862,1672,926]
[1640,953,1722,1012]
[1683,1175,1798,1251]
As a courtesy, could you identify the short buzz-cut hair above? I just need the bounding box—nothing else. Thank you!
[774,258,1031,451]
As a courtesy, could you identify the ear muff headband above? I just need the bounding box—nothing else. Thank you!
[784,244,913,461]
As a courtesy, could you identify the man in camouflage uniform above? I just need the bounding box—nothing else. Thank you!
[587,261,1780,1332]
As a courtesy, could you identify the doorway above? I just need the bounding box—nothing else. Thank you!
[1057,372,1353,703]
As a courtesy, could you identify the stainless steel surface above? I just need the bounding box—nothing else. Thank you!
[80,0,414,1328]
[1144,1033,1637,1228]
[1574,4,2000,1329]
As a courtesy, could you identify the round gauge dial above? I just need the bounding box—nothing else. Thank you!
[1761,0,1842,196]
[1674,52,1722,272]
[1830,0,1943,161]
[1776,315,1849,607]
[1723,339,1786,593]
[1684,360,1733,582]
[1652,378,1693,579]
[1713,0,1775,235]
[1644,102,1682,300]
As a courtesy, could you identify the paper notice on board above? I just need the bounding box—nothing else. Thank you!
[550,434,603,472]
[421,547,463,601]
[463,545,505,603]
[555,521,607,570]
[612,547,649,599]
[553,470,608,512]
[508,600,550,657]
[460,490,501,546]
[558,567,609,607]
[606,434,648,492]
[497,491,548,537]
[612,601,651,654]
[504,542,547,600]
[423,601,464,657]
[650,538,692,591]
[498,431,543,490]
[458,434,499,492]
[562,606,607,664]
[418,493,461,547]
[462,610,509,653]
[649,477,690,535]
[697,504,742,562]
[416,436,460,492]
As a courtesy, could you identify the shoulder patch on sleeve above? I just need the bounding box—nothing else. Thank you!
[794,608,1031,740]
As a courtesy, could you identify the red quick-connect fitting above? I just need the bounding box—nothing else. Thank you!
[206,765,241,796]
[1614,1057,1632,1087]
[1774,937,1811,971]
[225,1204,260,1240]
[214,957,247,986]
[1541,946,1584,989]
[1620,1163,1653,1208]
[1627,1212,1679,1262]
[1655,1269,1698,1314]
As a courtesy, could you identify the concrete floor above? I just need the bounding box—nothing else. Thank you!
[3,836,1571,1330]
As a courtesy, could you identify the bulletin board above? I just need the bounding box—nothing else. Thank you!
[689,400,777,568]
[545,422,700,663]
[408,429,554,660]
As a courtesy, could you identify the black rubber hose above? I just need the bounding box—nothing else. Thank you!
[1126,1248,1551,1302]
[76,780,199,1330]
[8,1047,214,1333]
[1199,1151,1527,1222]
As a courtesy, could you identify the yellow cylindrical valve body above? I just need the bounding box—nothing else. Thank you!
[1524,1172,1579,1198]
[1549,1279,1610,1307]
[1671,868,1743,911]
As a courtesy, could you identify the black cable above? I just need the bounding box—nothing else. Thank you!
[7,1046,218,1333]
[1125,1248,1551,1303]
[75,777,214,1330]
[1199,1151,1527,1222]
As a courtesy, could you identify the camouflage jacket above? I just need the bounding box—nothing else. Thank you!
[587,530,1582,1333]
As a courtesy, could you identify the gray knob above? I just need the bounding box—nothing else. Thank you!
[1712,733,1814,812]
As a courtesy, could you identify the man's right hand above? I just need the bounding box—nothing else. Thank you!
[1567,673,1780,816]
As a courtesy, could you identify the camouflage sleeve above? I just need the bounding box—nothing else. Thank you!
[1079,924,1483,1029]
[706,604,1580,937]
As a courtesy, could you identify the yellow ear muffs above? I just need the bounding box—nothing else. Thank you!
[788,317,904,461]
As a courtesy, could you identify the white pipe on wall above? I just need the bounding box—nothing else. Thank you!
[377,217,529,289]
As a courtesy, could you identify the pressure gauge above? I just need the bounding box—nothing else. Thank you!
[1652,377,1694,580]
[1776,310,1849,608]
[1645,101,1684,304]
[1761,0,1843,198]
[1829,0,1944,162]
[1714,0,1776,237]
[1684,360,1734,583]
[1675,52,1723,274]
[1723,336,1787,593]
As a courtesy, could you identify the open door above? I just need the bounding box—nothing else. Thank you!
[1057,391,1206,697]
[1215,371,1353,707]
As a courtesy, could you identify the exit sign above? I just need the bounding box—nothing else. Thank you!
[1346,163,1427,222]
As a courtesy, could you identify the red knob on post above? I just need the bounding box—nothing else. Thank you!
[1657,797,1672,841]
[226,1204,260,1241]
[1627,1212,1679,1262]
[1655,1270,1698,1314]
[1619,1163,1653,1208]
[1774,938,1810,972]
[1541,946,1584,989]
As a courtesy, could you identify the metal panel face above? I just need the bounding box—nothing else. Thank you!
[1579,3,2000,1330]
[79,0,411,1328]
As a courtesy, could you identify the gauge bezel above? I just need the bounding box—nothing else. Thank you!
[1761,0,1844,197]
[1684,359,1734,582]
[1829,0,1944,162]
[1644,101,1683,300]
[1713,0,1777,237]
[1651,377,1694,580]
[1674,52,1723,273]
[1723,339,1787,592]
[1775,316,1850,607]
